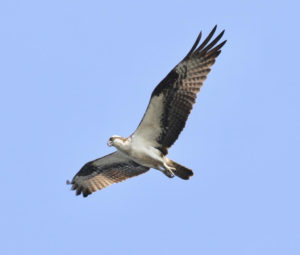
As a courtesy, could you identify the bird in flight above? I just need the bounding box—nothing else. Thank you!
[67,26,226,197]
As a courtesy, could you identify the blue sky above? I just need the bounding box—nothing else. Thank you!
[1,0,299,254]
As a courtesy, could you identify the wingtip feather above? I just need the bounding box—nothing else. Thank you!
[184,31,202,60]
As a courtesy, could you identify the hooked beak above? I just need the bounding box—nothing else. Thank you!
[107,140,113,147]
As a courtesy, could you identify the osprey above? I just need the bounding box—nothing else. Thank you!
[67,26,226,197]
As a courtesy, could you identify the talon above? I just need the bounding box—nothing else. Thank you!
[163,170,175,178]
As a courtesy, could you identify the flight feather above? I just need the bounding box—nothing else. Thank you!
[132,26,226,152]
[68,152,149,197]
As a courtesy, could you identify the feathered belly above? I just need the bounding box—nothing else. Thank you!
[127,145,164,169]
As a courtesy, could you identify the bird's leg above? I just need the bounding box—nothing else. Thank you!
[162,162,175,178]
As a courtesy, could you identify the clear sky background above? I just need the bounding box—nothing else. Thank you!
[1,1,299,254]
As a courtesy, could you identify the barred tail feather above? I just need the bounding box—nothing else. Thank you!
[169,160,193,180]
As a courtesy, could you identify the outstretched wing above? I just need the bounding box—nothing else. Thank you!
[67,152,149,197]
[132,26,226,154]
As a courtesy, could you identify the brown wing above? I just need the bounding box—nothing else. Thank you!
[132,25,226,152]
[67,152,149,197]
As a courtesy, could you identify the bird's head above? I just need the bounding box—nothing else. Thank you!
[107,135,127,148]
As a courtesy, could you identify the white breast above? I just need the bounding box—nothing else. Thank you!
[127,137,164,168]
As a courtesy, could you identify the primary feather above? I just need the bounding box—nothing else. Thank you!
[133,25,226,151]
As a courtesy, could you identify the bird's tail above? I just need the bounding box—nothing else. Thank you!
[168,160,194,180]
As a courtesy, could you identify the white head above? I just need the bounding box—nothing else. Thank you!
[107,135,129,150]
